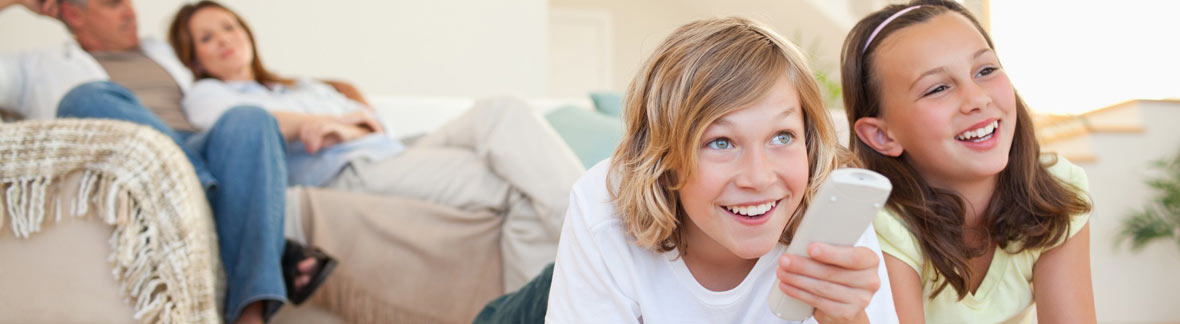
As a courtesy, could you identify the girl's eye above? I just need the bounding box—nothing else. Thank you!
[199,34,211,43]
[976,66,998,78]
[706,138,733,150]
[923,85,949,97]
[771,132,794,145]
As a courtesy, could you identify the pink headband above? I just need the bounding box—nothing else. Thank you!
[862,5,922,54]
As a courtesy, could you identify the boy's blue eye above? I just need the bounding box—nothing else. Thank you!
[771,132,794,145]
[707,138,732,150]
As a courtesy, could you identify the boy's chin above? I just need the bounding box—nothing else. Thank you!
[730,238,779,260]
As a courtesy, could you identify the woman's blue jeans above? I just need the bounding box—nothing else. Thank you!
[57,81,289,322]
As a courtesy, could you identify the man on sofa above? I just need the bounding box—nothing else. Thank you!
[0,1,331,323]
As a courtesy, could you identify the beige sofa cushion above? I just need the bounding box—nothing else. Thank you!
[0,119,222,323]
[0,218,136,323]
[286,187,504,323]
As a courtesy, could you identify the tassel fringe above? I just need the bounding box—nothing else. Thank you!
[0,119,223,323]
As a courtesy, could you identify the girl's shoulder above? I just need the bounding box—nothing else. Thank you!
[873,209,925,274]
[1042,153,1088,191]
[1039,154,1092,249]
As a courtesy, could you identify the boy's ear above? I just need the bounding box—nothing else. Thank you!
[853,117,904,157]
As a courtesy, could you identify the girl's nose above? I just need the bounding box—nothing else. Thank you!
[960,81,993,114]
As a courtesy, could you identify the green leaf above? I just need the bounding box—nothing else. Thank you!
[1121,149,1180,253]
[1118,208,1175,251]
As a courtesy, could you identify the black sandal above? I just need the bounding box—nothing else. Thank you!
[282,240,338,305]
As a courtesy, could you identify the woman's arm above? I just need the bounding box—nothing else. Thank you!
[320,80,383,132]
[183,81,374,150]
[270,111,370,153]
[269,111,325,141]
[323,80,371,108]
[883,253,925,323]
[1032,222,1096,324]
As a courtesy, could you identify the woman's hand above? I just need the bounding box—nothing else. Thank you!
[298,119,370,154]
[776,243,881,324]
[336,110,384,134]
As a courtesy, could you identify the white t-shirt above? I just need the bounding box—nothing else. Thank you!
[546,160,898,324]
[181,77,403,186]
[181,77,372,131]
[0,38,190,120]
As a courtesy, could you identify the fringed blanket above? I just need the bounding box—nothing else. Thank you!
[0,119,223,323]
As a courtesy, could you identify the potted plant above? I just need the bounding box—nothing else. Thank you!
[1118,149,1180,252]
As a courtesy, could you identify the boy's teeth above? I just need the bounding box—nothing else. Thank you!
[725,200,777,216]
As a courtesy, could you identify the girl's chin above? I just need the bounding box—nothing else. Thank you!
[971,155,1011,177]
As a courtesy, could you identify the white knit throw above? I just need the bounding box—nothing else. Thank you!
[0,119,224,323]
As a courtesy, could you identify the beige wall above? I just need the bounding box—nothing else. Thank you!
[1078,101,1180,323]
[549,0,849,95]
[0,0,549,98]
[545,0,987,105]
[547,8,614,98]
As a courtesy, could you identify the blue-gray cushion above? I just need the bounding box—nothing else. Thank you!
[545,105,622,168]
[589,92,623,118]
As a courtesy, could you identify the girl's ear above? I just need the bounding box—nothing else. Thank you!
[853,117,904,157]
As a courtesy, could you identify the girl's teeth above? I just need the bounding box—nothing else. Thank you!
[957,121,998,141]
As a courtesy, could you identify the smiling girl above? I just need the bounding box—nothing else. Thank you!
[841,1,1095,323]
[546,17,897,324]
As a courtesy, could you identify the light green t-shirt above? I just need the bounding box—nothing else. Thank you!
[874,155,1091,324]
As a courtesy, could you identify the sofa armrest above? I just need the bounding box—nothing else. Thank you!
[0,119,223,323]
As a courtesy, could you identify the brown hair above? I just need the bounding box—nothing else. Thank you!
[168,0,291,85]
[611,16,852,254]
[840,0,1091,299]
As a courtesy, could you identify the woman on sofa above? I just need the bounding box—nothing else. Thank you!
[167,0,585,296]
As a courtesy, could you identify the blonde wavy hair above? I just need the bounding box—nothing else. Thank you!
[609,16,853,253]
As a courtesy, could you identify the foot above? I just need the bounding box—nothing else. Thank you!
[293,257,317,289]
[282,240,338,305]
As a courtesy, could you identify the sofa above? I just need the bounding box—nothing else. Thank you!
[0,94,627,323]
[0,119,222,323]
[0,118,508,324]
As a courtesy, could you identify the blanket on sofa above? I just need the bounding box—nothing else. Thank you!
[0,119,222,323]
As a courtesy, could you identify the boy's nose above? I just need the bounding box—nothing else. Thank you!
[735,149,776,190]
